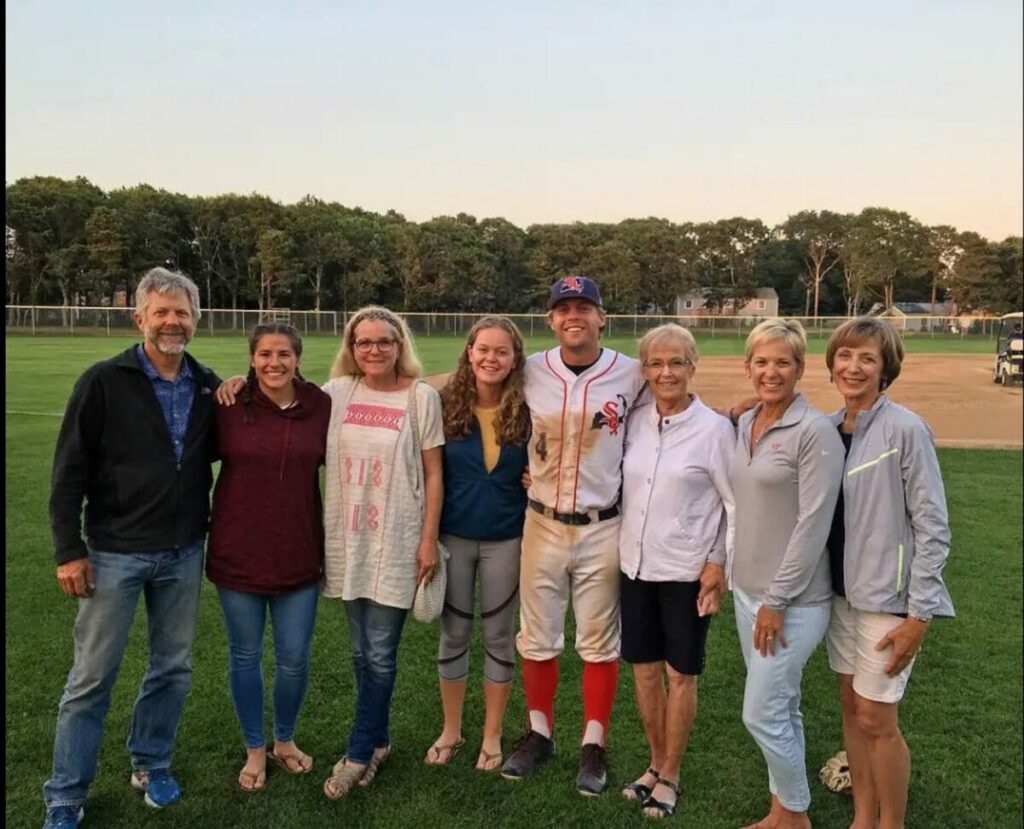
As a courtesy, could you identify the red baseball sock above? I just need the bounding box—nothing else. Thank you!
[520,657,558,736]
[582,660,619,745]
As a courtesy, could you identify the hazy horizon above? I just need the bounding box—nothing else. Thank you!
[6,1,1022,240]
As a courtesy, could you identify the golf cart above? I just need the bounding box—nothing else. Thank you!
[992,312,1023,386]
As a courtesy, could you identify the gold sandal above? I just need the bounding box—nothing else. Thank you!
[357,746,391,788]
[323,757,366,801]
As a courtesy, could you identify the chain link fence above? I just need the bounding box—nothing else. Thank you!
[4,305,1005,340]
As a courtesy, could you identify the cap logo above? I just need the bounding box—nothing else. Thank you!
[560,277,584,295]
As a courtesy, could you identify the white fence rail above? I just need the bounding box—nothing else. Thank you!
[4,306,1005,339]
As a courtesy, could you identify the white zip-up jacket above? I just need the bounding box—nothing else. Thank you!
[828,395,954,621]
[619,396,736,582]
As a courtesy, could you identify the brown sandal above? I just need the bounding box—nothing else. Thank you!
[237,767,266,792]
[476,749,503,772]
[268,749,313,775]
[424,737,465,766]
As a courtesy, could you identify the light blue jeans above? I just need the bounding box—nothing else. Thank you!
[43,542,204,810]
[217,584,319,748]
[344,598,407,764]
[733,587,831,813]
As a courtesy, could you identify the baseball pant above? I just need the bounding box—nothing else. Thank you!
[515,509,621,663]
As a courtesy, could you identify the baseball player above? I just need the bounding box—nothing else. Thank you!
[501,275,644,796]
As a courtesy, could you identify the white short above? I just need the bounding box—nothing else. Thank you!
[826,595,915,704]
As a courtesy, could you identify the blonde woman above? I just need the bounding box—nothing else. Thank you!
[425,317,531,772]
[320,306,445,800]
[729,319,844,829]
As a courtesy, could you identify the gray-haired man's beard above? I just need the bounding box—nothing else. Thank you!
[149,331,190,355]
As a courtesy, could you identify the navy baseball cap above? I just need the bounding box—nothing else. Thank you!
[548,275,603,310]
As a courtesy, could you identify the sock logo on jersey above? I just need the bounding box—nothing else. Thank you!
[591,395,627,436]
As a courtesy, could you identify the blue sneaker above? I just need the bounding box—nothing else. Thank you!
[130,769,182,808]
[42,806,84,829]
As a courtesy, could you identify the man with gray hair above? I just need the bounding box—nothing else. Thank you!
[42,268,220,829]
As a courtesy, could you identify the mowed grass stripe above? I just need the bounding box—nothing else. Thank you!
[5,337,1022,829]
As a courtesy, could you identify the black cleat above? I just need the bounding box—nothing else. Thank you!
[500,730,554,780]
[576,743,609,796]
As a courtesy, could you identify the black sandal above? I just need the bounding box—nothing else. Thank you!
[642,779,681,819]
[622,767,660,802]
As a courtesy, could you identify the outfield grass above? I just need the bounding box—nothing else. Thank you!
[5,336,1022,828]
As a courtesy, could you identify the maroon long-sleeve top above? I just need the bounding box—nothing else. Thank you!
[207,380,332,594]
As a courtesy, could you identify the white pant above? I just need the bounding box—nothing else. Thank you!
[515,509,621,662]
[733,588,830,813]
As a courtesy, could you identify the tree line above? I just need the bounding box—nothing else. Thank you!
[6,176,1022,317]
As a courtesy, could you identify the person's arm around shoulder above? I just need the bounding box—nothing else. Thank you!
[50,368,104,597]
[877,412,951,675]
[416,383,445,585]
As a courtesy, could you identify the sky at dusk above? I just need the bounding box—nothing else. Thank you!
[6,0,1022,239]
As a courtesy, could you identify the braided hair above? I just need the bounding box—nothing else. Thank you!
[242,321,305,424]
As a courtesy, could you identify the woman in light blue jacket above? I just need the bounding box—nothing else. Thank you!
[823,317,954,829]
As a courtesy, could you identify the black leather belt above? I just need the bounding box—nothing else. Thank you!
[528,499,619,526]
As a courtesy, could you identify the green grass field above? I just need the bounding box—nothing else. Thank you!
[5,335,1022,828]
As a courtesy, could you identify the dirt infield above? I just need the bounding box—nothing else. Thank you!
[427,354,1023,449]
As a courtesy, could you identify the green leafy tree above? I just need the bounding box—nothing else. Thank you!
[780,210,844,319]
[5,176,105,305]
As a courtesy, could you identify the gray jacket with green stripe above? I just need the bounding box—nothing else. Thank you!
[828,395,954,621]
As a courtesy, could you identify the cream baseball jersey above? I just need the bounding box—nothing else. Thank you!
[524,347,644,514]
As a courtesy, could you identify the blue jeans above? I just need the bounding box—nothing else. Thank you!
[43,542,204,810]
[344,598,407,764]
[217,584,319,748]
[733,587,831,813]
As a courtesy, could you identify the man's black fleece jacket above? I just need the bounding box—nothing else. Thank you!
[49,346,221,564]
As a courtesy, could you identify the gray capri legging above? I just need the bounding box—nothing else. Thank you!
[437,533,521,684]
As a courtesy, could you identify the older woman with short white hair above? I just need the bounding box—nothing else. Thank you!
[730,318,844,829]
[618,324,736,819]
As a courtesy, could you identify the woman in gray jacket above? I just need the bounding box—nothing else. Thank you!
[730,319,844,829]
[823,317,953,829]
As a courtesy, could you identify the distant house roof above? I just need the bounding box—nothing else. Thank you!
[679,287,778,300]
[869,301,957,316]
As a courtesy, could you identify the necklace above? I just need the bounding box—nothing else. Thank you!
[751,413,776,448]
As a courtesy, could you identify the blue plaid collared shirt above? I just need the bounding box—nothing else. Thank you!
[135,344,195,463]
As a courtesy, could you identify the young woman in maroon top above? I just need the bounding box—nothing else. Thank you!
[207,323,331,791]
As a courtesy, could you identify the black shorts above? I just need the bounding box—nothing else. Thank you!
[620,573,711,676]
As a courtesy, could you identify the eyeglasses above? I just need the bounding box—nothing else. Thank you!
[354,338,397,353]
[643,358,693,371]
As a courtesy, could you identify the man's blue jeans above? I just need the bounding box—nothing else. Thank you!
[217,584,319,748]
[344,598,407,764]
[43,542,204,810]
